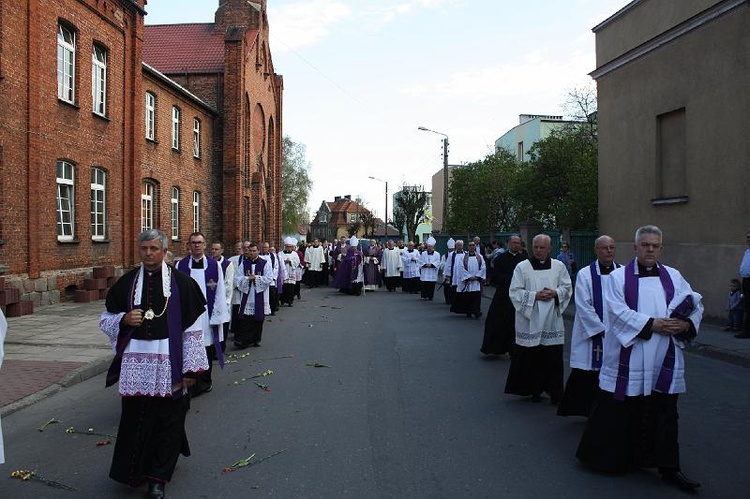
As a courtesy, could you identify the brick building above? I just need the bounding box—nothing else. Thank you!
[0,0,282,309]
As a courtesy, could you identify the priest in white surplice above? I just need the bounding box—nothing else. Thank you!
[453,240,486,318]
[176,232,230,396]
[558,235,620,417]
[504,234,572,403]
[419,237,441,300]
[401,241,421,294]
[380,240,403,292]
[304,238,326,288]
[577,225,703,492]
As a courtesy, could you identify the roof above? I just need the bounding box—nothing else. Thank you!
[144,23,257,74]
[142,62,218,115]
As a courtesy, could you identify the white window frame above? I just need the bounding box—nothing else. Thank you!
[56,161,75,241]
[141,182,155,232]
[57,24,76,103]
[192,191,201,232]
[91,44,107,116]
[171,106,180,150]
[193,118,201,158]
[171,187,180,241]
[145,92,156,140]
[90,167,106,240]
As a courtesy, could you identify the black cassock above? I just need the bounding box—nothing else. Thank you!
[480,250,528,355]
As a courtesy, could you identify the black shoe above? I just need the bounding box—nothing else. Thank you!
[254,341,262,347]
[146,481,166,498]
[661,470,701,491]
[475,312,483,319]
[734,333,750,338]
[234,342,249,350]
[204,383,213,393]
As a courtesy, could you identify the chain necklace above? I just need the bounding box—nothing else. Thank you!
[144,266,171,320]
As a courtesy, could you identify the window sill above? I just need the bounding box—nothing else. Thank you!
[58,99,79,110]
[92,238,110,244]
[651,196,688,206]
[146,137,159,145]
[172,147,181,154]
[92,112,110,122]
[57,237,81,245]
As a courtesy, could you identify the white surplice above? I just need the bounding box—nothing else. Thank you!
[381,247,403,277]
[570,263,613,370]
[455,253,486,293]
[419,250,441,282]
[600,261,703,396]
[509,259,572,347]
[401,249,421,279]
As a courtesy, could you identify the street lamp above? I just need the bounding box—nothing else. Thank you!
[418,126,449,231]
[368,176,388,237]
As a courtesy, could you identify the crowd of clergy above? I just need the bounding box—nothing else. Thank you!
[94,222,703,497]
[482,226,703,493]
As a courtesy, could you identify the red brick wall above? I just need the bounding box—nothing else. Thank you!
[0,0,143,292]
[141,73,216,257]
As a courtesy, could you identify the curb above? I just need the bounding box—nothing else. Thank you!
[0,357,111,418]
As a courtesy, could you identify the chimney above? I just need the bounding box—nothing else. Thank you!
[215,0,263,31]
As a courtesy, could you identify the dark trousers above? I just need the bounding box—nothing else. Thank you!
[420,281,436,299]
[577,390,680,473]
[281,283,295,305]
[110,395,190,486]
[743,278,750,333]
[270,286,279,312]
[384,276,399,291]
[191,344,215,395]
[307,270,322,287]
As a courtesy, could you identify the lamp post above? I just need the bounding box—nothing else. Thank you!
[368,176,388,237]
[417,126,449,231]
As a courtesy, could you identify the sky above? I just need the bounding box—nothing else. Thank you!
[144,0,628,221]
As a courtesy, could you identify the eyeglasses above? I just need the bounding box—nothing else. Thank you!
[189,241,205,245]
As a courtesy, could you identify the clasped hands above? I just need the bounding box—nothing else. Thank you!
[652,317,689,336]
[535,287,557,301]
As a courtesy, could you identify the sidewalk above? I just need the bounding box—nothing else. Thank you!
[2,295,750,417]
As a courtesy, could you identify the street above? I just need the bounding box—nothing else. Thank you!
[2,286,748,498]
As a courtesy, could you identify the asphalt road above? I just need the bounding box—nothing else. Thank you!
[1,286,748,498]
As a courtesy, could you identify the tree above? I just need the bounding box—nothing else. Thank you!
[281,135,313,235]
[392,209,406,240]
[515,123,598,231]
[446,149,522,233]
[359,211,376,237]
[394,185,427,243]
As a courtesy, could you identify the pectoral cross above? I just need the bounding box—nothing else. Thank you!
[207,279,218,290]
[593,344,603,363]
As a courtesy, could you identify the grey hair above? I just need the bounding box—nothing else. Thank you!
[139,228,168,249]
[634,225,662,243]
[532,233,551,245]
[455,239,464,246]
[594,235,615,248]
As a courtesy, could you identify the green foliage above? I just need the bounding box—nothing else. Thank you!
[517,123,598,230]
[394,186,427,242]
[281,136,313,234]
[446,149,522,233]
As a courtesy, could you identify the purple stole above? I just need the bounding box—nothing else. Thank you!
[266,253,283,295]
[589,260,621,369]
[105,268,186,398]
[614,260,675,401]
[239,257,267,322]
[177,256,224,368]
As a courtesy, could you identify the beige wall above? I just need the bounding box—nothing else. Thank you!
[595,1,750,318]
